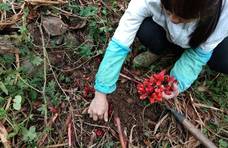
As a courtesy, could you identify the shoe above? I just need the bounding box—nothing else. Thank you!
[133,51,159,68]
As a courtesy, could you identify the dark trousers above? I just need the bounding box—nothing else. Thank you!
[136,17,228,74]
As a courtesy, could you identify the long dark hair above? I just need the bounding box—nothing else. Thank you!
[161,0,223,48]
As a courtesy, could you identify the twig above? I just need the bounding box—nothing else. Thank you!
[46,143,68,147]
[83,122,110,129]
[189,94,205,127]
[38,21,79,147]
[194,103,227,114]
[128,125,136,148]
[37,113,59,146]
[120,73,141,84]
[19,76,43,94]
[205,126,228,141]
[2,97,12,124]
[14,52,20,84]
[52,6,87,19]
[142,103,151,124]
[211,73,221,82]
[25,0,68,5]
[38,24,48,126]
[123,67,142,82]
[114,115,127,148]
[4,97,12,111]
[60,52,101,72]
[154,113,169,135]
[66,115,72,147]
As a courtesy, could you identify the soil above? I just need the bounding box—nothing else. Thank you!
[62,53,166,146]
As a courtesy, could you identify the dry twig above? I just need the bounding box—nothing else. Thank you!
[66,115,73,147]
[154,113,169,135]
[25,0,68,5]
[128,125,136,148]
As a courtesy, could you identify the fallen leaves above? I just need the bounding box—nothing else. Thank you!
[0,122,11,148]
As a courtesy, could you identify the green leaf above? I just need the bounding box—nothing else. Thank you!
[0,3,10,11]
[22,126,37,142]
[79,44,93,57]
[38,104,46,115]
[31,56,43,66]
[224,115,228,122]
[0,96,5,105]
[80,6,98,17]
[19,26,28,34]
[0,81,8,95]
[219,139,228,148]
[13,95,22,111]
[0,108,6,119]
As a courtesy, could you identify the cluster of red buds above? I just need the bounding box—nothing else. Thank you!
[137,70,177,104]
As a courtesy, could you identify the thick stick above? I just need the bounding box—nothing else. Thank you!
[168,107,217,148]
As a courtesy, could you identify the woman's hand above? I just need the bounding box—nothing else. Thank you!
[88,91,109,122]
[162,83,179,100]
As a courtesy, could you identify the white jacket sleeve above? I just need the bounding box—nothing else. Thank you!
[113,0,151,47]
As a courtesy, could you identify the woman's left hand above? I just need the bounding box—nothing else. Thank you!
[162,83,179,100]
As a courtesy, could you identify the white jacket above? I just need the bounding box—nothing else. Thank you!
[113,0,228,51]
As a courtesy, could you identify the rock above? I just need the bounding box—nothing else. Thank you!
[0,36,19,54]
[42,16,68,36]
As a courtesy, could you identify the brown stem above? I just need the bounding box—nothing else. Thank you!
[114,115,127,148]
[67,115,72,147]
[120,73,141,84]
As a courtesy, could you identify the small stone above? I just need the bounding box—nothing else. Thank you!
[42,16,68,36]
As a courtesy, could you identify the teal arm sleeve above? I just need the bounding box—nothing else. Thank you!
[94,38,131,94]
[170,48,213,93]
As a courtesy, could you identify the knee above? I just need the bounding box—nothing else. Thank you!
[208,37,228,74]
[208,54,228,74]
[136,18,167,51]
[208,60,228,74]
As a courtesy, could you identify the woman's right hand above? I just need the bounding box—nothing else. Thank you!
[88,91,109,122]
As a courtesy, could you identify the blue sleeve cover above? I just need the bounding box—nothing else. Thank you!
[94,38,131,94]
[170,48,213,93]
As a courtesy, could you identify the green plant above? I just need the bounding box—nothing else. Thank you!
[13,95,22,111]
[0,3,10,11]
[22,126,38,143]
